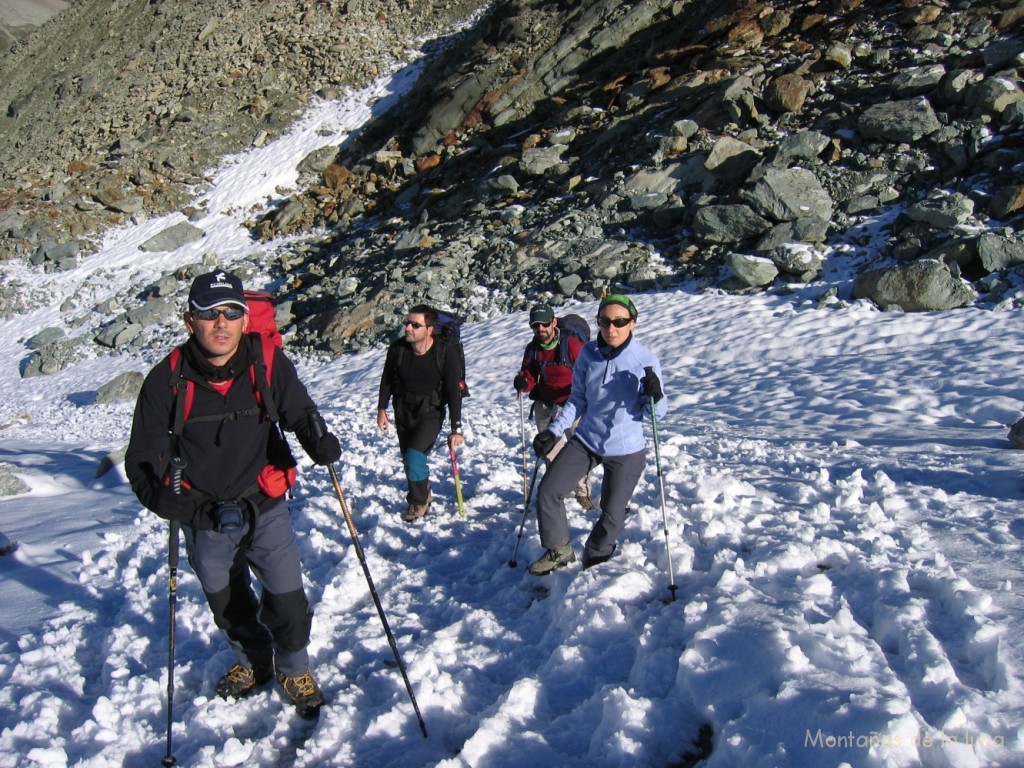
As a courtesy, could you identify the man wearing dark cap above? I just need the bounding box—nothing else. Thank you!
[513,302,593,510]
[126,269,342,719]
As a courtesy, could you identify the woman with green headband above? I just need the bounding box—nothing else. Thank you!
[528,293,667,574]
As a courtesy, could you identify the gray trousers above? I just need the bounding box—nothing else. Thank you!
[534,401,591,499]
[184,497,312,677]
[535,436,646,559]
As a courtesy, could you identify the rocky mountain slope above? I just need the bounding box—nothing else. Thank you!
[1,0,1023,366]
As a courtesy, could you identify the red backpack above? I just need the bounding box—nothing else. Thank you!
[166,289,297,497]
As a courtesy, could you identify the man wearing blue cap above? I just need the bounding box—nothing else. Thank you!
[126,269,341,719]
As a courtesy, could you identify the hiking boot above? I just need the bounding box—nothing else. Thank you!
[528,542,576,575]
[402,492,432,522]
[277,670,325,720]
[582,544,617,571]
[215,662,274,699]
[575,490,595,511]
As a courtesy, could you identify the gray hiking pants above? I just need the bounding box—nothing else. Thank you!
[184,497,312,677]
[534,401,591,499]
[535,436,645,559]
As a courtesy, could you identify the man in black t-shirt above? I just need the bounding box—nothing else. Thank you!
[376,303,465,522]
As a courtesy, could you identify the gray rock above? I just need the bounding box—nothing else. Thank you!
[519,145,568,177]
[1009,416,1024,449]
[693,204,772,244]
[755,218,830,251]
[21,339,81,378]
[727,253,779,287]
[26,327,65,350]
[95,371,144,404]
[745,168,834,223]
[95,447,127,479]
[858,98,941,142]
[967,77,1024,115]
[138,221,205,253]
[95,322,143,349]
[906,192,975,229]
[977,233,1024,272]
[853,259,977,311]
[625,158,711,195]
[768,244,824,277]
[0,465,29,497]
[705,136,761,184]
[891,64,946,97]
[557,274,583,295]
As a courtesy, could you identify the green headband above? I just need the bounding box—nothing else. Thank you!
[599,293,638,320]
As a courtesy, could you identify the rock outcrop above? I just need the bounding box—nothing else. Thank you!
[1,0,1023,361]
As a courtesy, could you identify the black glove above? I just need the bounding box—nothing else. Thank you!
[641,369,663,403]
[308,431,341,465]
[533,429,557,458]
[153,486,198,524]
[303,409,342,465]
[513,373,529,392]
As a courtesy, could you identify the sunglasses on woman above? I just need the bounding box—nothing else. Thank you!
[597,315,632,329]
[192,306,246,321]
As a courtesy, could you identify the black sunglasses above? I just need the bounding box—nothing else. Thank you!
[530,320,553,330]
[193,306,246,321]
[404,320,426,329]
[597,316,632,329]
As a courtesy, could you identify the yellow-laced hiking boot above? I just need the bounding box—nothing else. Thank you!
[277,670,325,719]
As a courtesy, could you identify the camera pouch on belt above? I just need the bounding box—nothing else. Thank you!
[213,501,245,533]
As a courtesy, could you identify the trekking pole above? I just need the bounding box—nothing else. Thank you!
[508,457,543,568]
[309,411,428,738]
[162,456,186,767]
[449,443,465,517]
[517,394,529,505]
[646,367,677,602]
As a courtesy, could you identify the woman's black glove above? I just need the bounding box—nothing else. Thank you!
[641,369,663,403]
[533,429,557,458]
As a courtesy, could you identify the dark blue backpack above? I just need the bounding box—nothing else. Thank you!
[529,313,590,369]
[555,314,590,366]
[434,310,469,400]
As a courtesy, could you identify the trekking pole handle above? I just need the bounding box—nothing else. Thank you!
[170,456,186,495]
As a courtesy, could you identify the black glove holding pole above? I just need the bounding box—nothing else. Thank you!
[533,429,557,458]
[304,409,342,465]
[641,366,663,403]
[513,373,529,392]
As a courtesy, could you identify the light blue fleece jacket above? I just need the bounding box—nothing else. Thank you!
[549,334,668,456]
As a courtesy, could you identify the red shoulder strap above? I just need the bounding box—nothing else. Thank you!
[169,336,278,430]
[248,333,279,422]
[168,345,194,430]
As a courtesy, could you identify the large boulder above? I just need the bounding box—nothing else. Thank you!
[853,259,977,311]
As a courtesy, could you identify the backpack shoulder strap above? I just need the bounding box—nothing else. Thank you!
[558,329,572,368]
[526,338,539,365]
[249,333,280,423]
[167,345,192,438]
[158,345,191,481]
